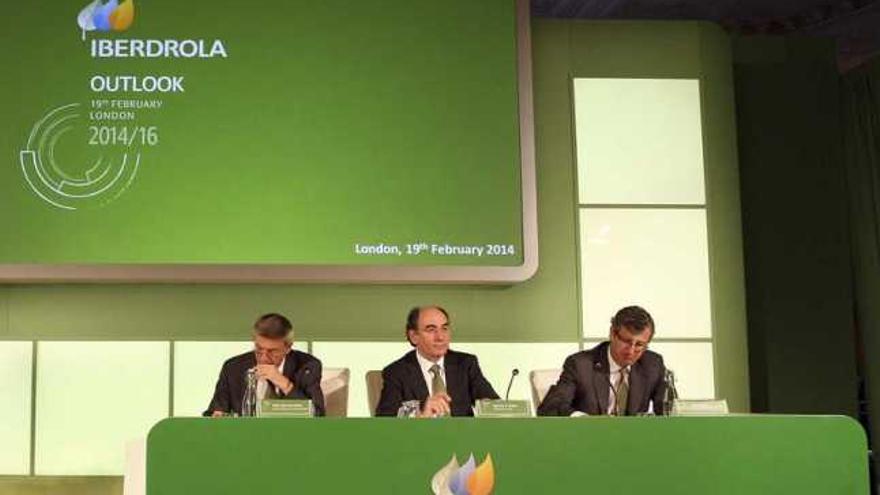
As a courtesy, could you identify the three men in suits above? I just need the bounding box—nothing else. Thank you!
[376,306,499,417]
[538,305,667,416]
[205,313,326,417]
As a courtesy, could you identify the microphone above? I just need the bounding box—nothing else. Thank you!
[505,368,520,400]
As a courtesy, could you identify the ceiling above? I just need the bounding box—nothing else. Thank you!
[532,0,880,70]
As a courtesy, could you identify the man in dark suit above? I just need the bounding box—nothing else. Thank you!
[375,306,499,417]
[204,313,326,416]
[538,305,666,416]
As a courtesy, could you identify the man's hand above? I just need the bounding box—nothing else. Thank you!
[211,410,226,418]
[419,392,451,417]
[255,364,284,384]
[255,364,294,394]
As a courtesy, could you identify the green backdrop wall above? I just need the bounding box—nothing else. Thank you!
[0,19,748,494]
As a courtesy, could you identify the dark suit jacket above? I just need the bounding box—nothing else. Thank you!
[537,342,666,416]
[375,349,499,417]
[204,349,326,417]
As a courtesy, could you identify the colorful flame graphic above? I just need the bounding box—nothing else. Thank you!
[431,454,494,495]
[77,0,135,35]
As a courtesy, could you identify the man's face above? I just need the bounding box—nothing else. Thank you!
[408,307,451,362]
[253,333,291,366]
[608,325,651,367]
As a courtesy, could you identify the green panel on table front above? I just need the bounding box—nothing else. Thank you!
[147,416,867,494]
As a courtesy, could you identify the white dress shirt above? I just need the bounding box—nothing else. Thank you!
[606,347,630,415]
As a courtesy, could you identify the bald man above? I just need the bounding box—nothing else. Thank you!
[375,306,498,417]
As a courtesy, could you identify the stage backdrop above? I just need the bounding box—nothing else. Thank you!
[0,18,748,495]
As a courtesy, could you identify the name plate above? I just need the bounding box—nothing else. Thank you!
[475,399,532,418]
[671,399,729,416]
[258,399,314,418]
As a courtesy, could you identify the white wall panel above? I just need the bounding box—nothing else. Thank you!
[574,78,705,205]
[172,341,253,417]
[580,208,712,339]
[35,341,169,475]
[0,342,32,474]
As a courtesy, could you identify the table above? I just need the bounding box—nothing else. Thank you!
[147,415,868,494]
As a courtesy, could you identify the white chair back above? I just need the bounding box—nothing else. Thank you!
[529,369,562,411]
[320,367,350,417]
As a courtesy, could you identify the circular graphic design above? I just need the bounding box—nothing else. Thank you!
[19,103,141,210]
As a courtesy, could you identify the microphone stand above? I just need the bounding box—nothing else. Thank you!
[505,369,519,400]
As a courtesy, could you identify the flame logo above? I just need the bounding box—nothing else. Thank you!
[431,454,494,495]
[77,0,135,37]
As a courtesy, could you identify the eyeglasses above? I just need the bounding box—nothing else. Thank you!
[419,325,450,334]
[254,347,288,357]
[613,329,649,351]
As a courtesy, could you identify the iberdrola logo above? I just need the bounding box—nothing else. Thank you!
[431,453,494,495]
[77,0,135,39]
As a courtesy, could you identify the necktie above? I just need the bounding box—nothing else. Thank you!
[429,364,446,395]
[615,368,629,416]
[265,381,279,400]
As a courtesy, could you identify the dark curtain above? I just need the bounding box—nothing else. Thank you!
[842,58,880,489]
[735,37,859,416]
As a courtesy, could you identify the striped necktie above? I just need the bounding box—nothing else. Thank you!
[429,364,446,395]
[615,368,629,416]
